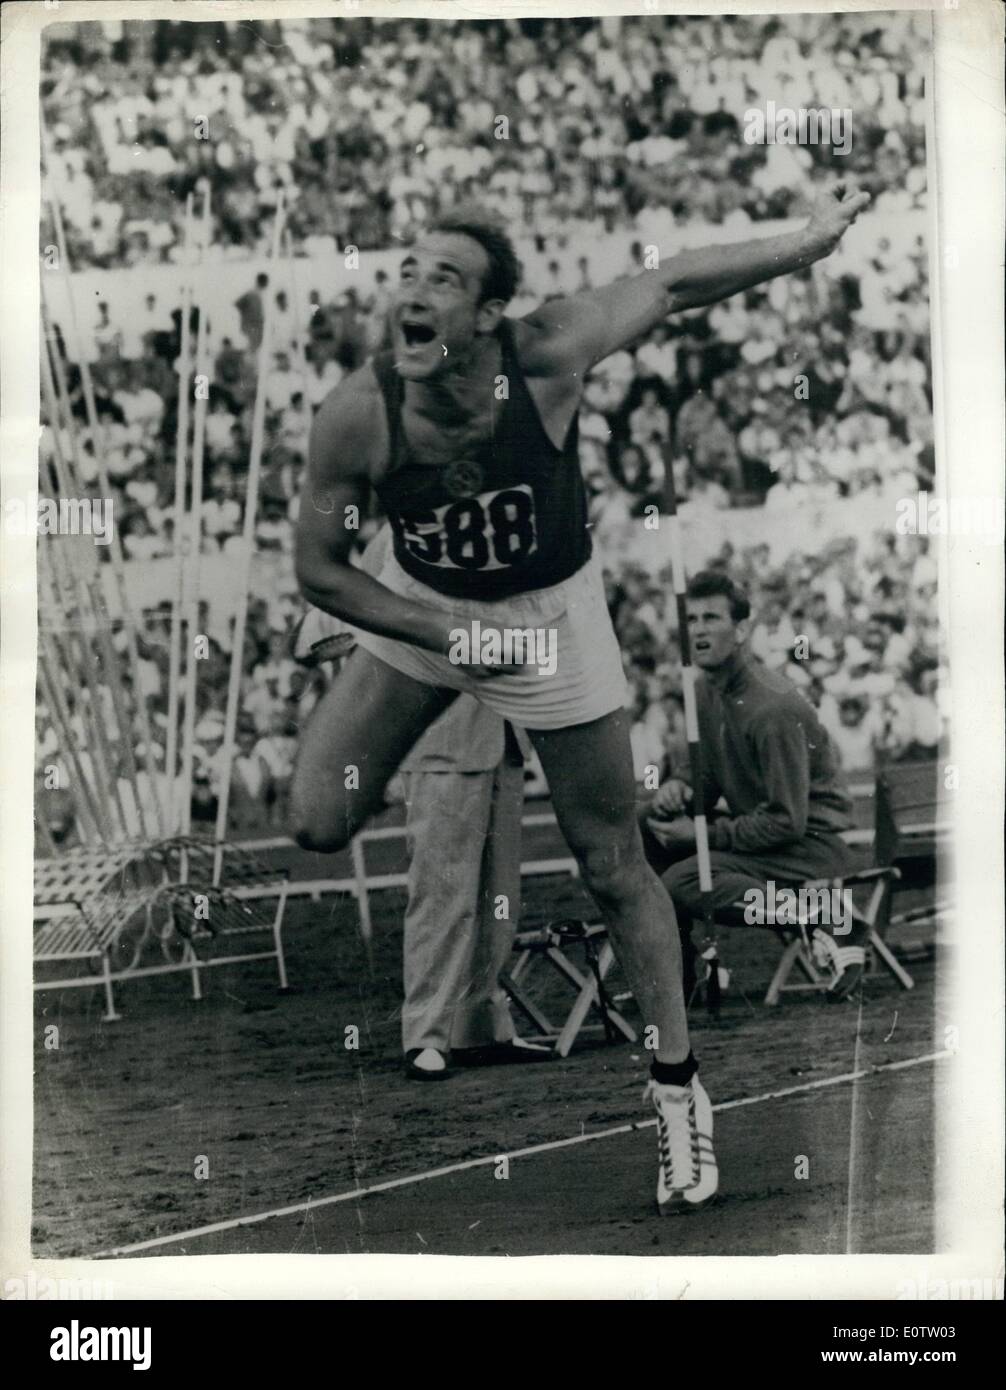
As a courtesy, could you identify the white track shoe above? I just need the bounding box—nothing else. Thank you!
[811,927,866,1000]
[645,1074,718,1212]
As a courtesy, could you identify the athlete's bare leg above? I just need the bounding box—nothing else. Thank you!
[291,648,456,852]
[528,708,690,1064]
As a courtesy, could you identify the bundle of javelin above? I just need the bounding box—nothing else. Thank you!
[662,453,723,1018]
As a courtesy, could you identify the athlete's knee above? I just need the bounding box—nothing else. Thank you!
[575,834,648,908]
[662,856,701,906]
[292,821,348,855]
[289,785,351,854]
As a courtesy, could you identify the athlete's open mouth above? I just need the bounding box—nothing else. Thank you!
[400,321,437,347]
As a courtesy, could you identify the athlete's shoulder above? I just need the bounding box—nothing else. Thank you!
[746,664,821,729]
[309,360,386,479]
[511,293,609,377]
[314,359,383,420]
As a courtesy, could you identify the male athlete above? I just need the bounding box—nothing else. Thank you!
[292,186,869,1211]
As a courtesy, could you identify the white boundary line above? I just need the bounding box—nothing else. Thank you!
[92,1050,949,1259]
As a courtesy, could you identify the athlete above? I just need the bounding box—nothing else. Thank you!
[292,186,870,1211]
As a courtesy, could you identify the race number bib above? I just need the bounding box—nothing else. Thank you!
[393,484,538,571]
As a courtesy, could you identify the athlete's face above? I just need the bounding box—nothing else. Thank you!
[392,232,503,380]
[686,594,746,670]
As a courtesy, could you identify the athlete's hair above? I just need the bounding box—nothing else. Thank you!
[685,570,751,623]
[428,206,522,305]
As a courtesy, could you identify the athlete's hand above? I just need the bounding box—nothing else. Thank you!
[460,659,513,681]
[443,622,536,680]
[651,778,693,817]
[454,649,533,681]
[304,633,355,667]
[805,183,871,255]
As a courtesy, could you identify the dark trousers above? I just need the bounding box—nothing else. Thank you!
[638,799,853,995]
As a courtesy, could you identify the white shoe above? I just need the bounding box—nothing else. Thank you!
[644,1074,718,1211]
[404,1047,450,1080]
[811,928,866,999]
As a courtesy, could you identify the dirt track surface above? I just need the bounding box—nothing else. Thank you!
[33,873,941,1261]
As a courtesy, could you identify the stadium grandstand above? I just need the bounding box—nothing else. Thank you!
[37,11,943,842]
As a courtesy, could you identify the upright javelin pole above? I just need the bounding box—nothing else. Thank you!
[662,453,722,1017]
[40,337,126,841]
[178,190,213,836]
[165,192,195,831]
[212,192,287,884]
[41,140,165,835]
[42,308,151,841]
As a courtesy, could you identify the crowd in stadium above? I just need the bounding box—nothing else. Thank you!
[43,12,928,261]
[37,13,942,839]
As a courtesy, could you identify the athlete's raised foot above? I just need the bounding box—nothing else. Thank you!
[645,1074,718,1212]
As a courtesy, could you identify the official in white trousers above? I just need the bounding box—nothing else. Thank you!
[400,700,532,1074]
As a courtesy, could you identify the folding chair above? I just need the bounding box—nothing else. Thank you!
[501,920,637,1056]
[751,866,912,1005]
[736,763,951,1006]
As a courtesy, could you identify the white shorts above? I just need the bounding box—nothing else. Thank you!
[354,548,629,731]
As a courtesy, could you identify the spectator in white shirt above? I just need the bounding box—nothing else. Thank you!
[265,351,297,412]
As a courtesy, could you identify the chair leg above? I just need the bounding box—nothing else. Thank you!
[100,952,121,1023]
[184,940,203,1000]
[870,930,915,990]
[764,937,802,1006]
[552,944,636,1057]
[509,949,533,985]
[794,942,825,986]
[499,971,554,1038]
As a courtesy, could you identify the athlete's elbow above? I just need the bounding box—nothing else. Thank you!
[295,549,350,612]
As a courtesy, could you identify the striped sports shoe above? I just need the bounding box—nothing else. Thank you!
[811,927,867,1000]
[644,1074,718,1211]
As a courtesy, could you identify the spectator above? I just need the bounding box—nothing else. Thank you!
[235,272,269,351]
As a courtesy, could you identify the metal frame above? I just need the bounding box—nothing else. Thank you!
[755,868,915,1006]
[501,924,637,1056]
[33,845,291,1020]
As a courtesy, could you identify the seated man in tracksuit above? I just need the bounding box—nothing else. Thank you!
[639,570,865,1001]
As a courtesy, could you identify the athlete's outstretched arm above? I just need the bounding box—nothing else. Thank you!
[294,373,454,655]
[521,185,870,373]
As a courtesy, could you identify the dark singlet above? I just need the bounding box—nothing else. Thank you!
[371,319,592,600]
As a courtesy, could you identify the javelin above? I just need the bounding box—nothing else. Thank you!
[661,450,722,1017]
[212,190,288,885]
[166,192,196,830]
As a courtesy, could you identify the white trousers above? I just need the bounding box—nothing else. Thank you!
[400,757,524,1052]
